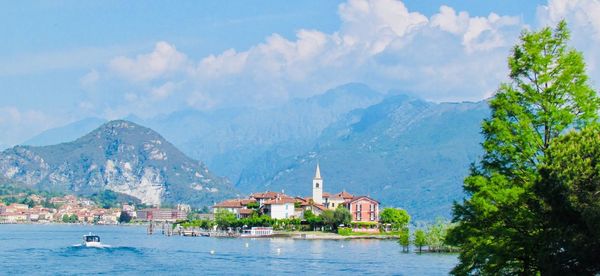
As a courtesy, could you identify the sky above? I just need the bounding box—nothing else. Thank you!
[1,0,599,148]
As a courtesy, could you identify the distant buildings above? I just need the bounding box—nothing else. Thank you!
[0,195,121,224]
[213,163,380,223]
[136,209,187,222]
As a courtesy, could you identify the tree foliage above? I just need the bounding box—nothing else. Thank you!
[119,211,132,223]
[398,227,410,252]
[448,20,599,275]
[535,125,600,274]
[413,229,427,253]
[380,208,410,230]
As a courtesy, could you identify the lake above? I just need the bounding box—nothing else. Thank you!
[0,224,457,275]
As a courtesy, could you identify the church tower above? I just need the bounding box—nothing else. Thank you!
[312,163,323,205]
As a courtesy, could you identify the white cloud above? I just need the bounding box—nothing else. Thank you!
[80,69,100,87]
[0,107,62,147]
[431,6,521,53]
[149,82,178,100]
[537,0,600,81]
[109,41,188,82]
[85,0,598,117]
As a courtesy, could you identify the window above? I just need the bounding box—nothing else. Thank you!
[370,204,374,211]
[316,183,319,188]
[370,213,375,221]
[332,203,335,208]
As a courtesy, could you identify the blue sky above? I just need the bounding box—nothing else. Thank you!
[1,0,599,147]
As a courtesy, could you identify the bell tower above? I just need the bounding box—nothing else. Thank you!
[312,163,323,205]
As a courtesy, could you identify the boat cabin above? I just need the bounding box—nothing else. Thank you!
[84,235,100,243]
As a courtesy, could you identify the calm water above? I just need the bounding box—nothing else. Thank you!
[0,224,456,275]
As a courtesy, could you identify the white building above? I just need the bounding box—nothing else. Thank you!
[263,197,296,219]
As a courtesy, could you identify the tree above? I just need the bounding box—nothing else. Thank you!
[333,206,352,228]
[397,227,410,252]
[414,229,427,253]
[380,208,410,231]
[304,210,322,230]
[426,218,453,252]
[246,202,259,210]
[214,209,237,229]
[448,21,599,275]
[321,210,336,231]
[119,211,132,223]
[535,125,600,274]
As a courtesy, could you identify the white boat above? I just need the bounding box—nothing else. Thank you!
[241,227,273,238]
[82,233,103,247]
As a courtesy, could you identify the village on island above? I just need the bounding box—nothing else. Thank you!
[0,164,411,239]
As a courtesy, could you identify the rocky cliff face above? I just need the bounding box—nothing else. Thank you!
[0,120,237,206]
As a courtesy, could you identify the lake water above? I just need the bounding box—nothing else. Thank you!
[0,224,457,275]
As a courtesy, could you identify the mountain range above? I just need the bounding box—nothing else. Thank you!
[236,95,488,219]
[8,83,490,220]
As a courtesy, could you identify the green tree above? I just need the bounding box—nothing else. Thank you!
[214,209,237,229]
[119,211,132,223]
[334,206,352,228]
[380,208,410,231]
[535,125,600,274]
[246,202,259,209]
[414,229,427,253]
[397,227,410,252]
[320,210,336,231]
[448,21,599,275]
[69,214,78,223]
[426,218,454,252]
[304,210,322,230]
[62,214,70,223]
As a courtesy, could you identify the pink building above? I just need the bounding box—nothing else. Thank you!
[345,196,380,223]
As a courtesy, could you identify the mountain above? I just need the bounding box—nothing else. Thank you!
[0,120,237,206]
[24,117,107,146]
[236,95,489,220]
[131,82,384,180]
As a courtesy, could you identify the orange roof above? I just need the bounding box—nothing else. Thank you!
[263,197,296,205]
[337,191,354,200]
[346,195,379,204]
[239,209,254,215]
[250,191,291,199]
[213,198,256,208]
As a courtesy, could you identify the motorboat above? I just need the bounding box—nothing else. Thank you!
[83,233,102,247]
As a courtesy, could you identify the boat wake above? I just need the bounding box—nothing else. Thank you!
[71,243,112,249]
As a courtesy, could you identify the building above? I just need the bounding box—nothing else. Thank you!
[212,198,257,218]
[345,196,380,222]
[249,191,287,207]
[137,208,188,222]
[211,163,381,223]
[263,197,296,219]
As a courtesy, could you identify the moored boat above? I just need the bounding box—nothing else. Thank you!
[241,227,273,238]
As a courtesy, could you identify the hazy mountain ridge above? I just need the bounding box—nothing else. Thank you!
[1,120,237,206]
[130,82,384,180]
[236,95,489,220]
[24,117,107,146]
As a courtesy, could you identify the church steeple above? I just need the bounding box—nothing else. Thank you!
[314,163,322,180]
[312,163,323,205]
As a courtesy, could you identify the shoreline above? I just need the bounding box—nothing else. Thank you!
[1,223,399,240]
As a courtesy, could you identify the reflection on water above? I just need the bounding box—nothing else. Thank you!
[0,225,457,275]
